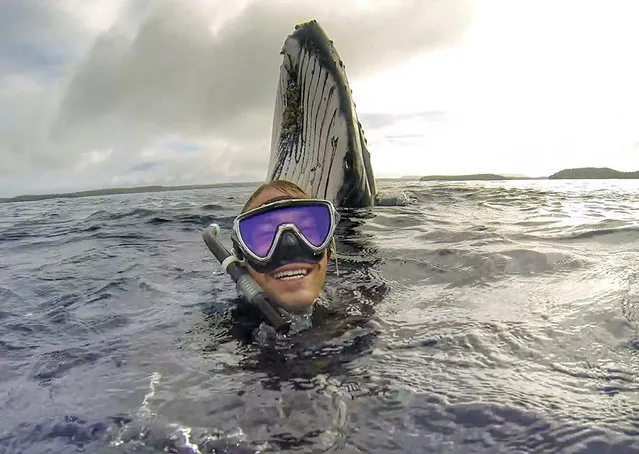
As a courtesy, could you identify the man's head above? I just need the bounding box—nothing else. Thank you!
[233,180,333,313]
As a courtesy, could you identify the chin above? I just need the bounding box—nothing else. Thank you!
[261,262,325,312]
[276,297,315,313]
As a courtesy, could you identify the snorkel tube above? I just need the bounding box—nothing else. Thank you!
[202,223,291,333]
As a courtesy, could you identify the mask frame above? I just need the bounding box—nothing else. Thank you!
[231,198,340,266]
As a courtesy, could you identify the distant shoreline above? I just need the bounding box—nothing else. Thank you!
[0,182,259,204]
[2,167,638,203]
[418,167,639,182]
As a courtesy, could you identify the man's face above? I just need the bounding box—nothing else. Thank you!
[243,187,329,313]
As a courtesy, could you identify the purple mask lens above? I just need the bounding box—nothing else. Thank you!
[238,203,332,258]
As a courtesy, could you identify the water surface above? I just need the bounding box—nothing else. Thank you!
[1,179,638,453]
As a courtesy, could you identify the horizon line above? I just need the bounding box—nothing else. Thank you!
[2,166,638,202]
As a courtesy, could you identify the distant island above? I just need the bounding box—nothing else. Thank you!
[0,182,256,204]
[420,167,639,181]
[547,167,639,179]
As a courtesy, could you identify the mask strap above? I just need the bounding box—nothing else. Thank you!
[231,239,247,266]
[331,237,339,276]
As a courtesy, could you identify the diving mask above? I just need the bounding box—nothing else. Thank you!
[231,198,339,274]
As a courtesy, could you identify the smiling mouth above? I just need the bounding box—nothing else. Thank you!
[272,268,309,280]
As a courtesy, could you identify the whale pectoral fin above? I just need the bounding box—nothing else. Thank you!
[267,20,375,208]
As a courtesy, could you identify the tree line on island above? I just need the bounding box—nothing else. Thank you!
[418,167,639,181]
[0,183,249,203]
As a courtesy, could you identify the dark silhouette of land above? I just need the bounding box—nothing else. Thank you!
[547,167,639,179]
[2,167,638,203]
[0,182,257,204]
[418,167,639,182]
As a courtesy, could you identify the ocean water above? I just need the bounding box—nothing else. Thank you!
[0,179,638,453]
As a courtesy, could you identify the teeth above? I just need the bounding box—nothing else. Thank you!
[273,269,308,280]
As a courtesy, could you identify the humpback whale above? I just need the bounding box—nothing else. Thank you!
[267,20,376,208]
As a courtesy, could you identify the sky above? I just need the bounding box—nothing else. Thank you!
[1,0,638,196]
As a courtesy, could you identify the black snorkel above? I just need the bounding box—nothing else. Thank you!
[202,223,291,333]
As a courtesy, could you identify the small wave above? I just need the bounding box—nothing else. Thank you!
[416,228,507,244]
[2,416,127,452]
[147,216,172,224]
[368,213,425,229]
[621,277,639,324]
[563,225,639,240]
[201,203,225,211]
[477,201,508,211]
[0,339,37,353]
[123,208,157,218]
[3,414,259,454]
[80,225,101,233]
[84,210,114,221]
[347,389,637,453]
[176,213,226,226]
[0,287,25,307]
[92,231,150,241]
[31,348,102,382]
[176,215,236,232]
[381,247,585,287]
[0,230,32,242]
[85,208,158,222]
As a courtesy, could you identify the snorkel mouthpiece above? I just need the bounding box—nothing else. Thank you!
[202,223,290,332]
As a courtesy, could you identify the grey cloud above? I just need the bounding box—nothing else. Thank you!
[0,1,85,74]
[130,161,163,173]
[0,0,473,196]
[53,0,472,142]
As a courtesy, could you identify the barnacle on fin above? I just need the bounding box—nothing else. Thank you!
[280,77,303,139]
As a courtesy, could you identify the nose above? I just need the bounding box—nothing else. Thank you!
[279,229,300,249]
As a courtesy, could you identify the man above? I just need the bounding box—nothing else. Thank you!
[230,180,338,316]
[227,180,379,371]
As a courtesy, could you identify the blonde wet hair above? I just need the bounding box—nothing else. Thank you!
[242,180,309,213]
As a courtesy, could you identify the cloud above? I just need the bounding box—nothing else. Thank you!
[0,0,474,196]
[359,111,447,129]
[0,2,80,75]
[52,0,472,141]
